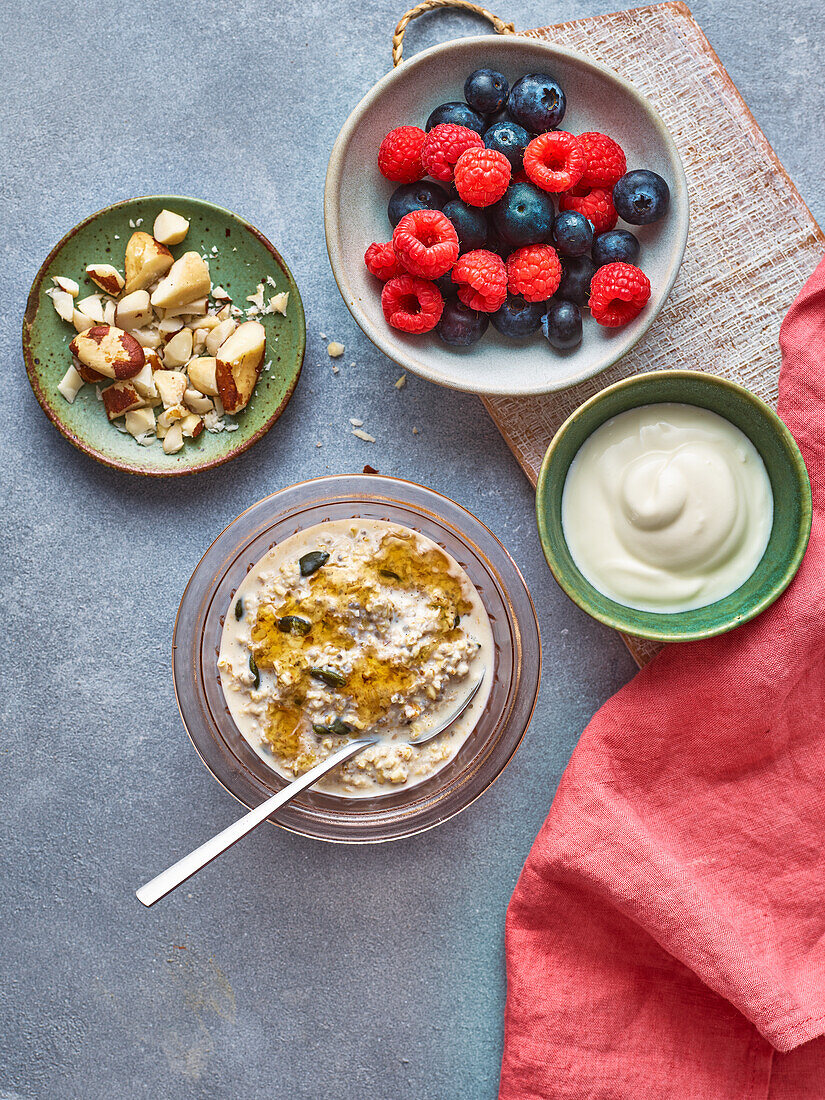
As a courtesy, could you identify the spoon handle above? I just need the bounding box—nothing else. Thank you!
[135,737,377,907]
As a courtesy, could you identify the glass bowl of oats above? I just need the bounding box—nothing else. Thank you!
[173,474,541,842]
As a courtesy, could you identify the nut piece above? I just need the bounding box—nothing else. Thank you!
[205,318,236,356]
[186,356,219,396]
[103,299,117,326]
[154,370,188,407]
[86,263,126,296]
[125,407,157,439]
[150,251,211,310]
[162,421,184,454]
[69,325,145,380]
[153,209,190,246]
[53,276,80,297]
[72,354,105,384]
[131,361,159,399]
[115,289,153,331]
[130,326,163,350]
[270,291,289,315]
[184,388,214,414]
[162,297,208,319]
[180,412,204,439]
[101,380,146,420]
[57,365,85,403]
[124,232,173,294]
[72,309,96,333]
[50,288,76,323]
[215,320,266,414]
[143,348,163,371]
[162,327,193,368]
[76,294,105,323]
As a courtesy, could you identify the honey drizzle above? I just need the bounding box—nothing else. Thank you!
[249,530,473,766]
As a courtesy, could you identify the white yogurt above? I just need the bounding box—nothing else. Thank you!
[561,403,774,612]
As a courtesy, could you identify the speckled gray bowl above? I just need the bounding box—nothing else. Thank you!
[325,34,689,396]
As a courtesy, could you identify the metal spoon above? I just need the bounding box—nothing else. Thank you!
[136,671,485,907]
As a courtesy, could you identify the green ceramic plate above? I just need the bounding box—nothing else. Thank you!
[23,195,305,476]
[536,371,812,642]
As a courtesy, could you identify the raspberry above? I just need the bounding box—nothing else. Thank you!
[378,126,426,184]
[453,147,511,207]
[381,275,443,333]
[364,242,405,281]
[505,244,562,303]
[578,132,627,190]
[523,132,586,193]
[451,250,507,312]
[421,123,484,182]
[588,262,651,327]
[559,186,618,234]
[392,209,459,279]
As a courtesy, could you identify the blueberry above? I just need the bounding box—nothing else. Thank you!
[434,272,458,299]
[592,229,640,267]
[612,170,670,224]
[436,299,489,346]
[542,300,582,349]
[388,181,449,228]
[426,101,486,135]
[491,181,555,248]
[490,295,545,338]
[442,199,488,252]
[507,73,566,134]
[464,69,509,115]
[552,211,593,257]
[557,256,597,306]
[483,120,531,171]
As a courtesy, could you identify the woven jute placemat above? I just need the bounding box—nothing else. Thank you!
[481,0,824,666]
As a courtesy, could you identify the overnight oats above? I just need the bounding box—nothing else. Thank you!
[218,519,493,797]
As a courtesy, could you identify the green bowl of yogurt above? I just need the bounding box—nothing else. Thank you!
[536,370,812,642]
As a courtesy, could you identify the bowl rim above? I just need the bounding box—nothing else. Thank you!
[22,193,306,478]
[535,369,813,641]
[171,472,543,843]
[324,33,690,397]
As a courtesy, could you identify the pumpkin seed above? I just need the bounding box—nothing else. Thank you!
[453,612,461,628]
[379,568,400,581]
[277,615,311,636]
[308,666,348,688]
[234,598,243,620]
[299,550,329,577]
[248,655,260,688]
[312,718,352,737]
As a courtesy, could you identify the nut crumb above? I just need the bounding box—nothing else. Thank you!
[352,428,376,443]
[412,427,419,434]
[395,373,407,389]
[327,341,345,358]
[349,418,364,427]
[316,441,322,448]
[331,363,340,374]
[320,332,327,340]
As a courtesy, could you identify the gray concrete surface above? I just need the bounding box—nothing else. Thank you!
[1,1,822,1097]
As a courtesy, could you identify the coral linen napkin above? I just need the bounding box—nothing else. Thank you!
[499,257,825,1100]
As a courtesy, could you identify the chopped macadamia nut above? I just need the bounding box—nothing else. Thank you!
[115,289,152,330]
[57,365,85,403]
[162,327,194,368]
[327,341,345,358]
[153,209,190,246]
[86,263,125,296]
[162,422,184,454]
[154,370,188,407]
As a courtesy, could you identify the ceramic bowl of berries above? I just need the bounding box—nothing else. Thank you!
[325,31,689,395]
